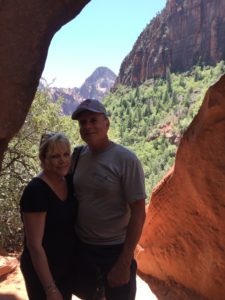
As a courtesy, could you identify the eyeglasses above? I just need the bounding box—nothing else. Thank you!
[40,132,57,145]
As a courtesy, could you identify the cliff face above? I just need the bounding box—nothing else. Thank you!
[116,0,225,86]
[137,75,225,300]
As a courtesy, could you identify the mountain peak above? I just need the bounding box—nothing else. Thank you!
[42,66,116,115]
[79,66,116,99]
[86,66,116,79]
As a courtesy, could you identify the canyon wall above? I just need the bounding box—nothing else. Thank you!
[137,74,225,300]
[116,0,225,86]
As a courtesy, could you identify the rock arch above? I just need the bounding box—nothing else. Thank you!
[0,0,90,168]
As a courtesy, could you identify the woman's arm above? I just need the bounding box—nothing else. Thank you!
[23,212,63,300]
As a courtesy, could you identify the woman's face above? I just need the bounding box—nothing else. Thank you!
[42,142,71,177]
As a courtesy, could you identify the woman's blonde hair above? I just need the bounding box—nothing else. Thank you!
[39,132,71,161]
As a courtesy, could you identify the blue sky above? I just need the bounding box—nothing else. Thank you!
[42,0,167,88]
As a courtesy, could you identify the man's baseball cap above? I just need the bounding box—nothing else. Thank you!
[71,99,108,120]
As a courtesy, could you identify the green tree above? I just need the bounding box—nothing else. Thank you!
[0,87,80,252]
[166,67,172,95]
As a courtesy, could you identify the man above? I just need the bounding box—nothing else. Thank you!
[71,99,146,300]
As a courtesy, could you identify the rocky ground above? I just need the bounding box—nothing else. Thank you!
[0,256,207,300]
[0,261,154,300]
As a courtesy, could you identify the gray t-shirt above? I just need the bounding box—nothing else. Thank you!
[73,142,146,245]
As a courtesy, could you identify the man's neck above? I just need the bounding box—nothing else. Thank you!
[88,138,112,154]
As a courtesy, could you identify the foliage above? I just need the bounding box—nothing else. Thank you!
[104,61,225,197]
[0,87,80,252]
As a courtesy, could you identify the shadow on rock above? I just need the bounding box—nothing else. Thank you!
[138,271,209,300]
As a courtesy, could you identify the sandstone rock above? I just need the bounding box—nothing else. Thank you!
[0,0,90,169]
[137,74,225,300]
[0,256,18,278]
[116,0,225,86]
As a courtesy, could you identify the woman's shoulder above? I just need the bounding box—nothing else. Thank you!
[21,177,50,199]
[24,177,48,190]
[20,177,50,211]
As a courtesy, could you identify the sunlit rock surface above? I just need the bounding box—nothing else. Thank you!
[137,74,225,300]
[116,0,225,86]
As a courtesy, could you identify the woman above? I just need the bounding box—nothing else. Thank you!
[20,132,76,300]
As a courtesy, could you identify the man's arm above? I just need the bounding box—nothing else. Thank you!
[107,199,146,287]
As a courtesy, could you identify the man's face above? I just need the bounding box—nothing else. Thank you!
[77,111,109,146]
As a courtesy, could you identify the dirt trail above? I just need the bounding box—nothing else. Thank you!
[0,258,155,300]
[0,257,207,300]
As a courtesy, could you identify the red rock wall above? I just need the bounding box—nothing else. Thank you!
[137,74,225,300]
[0,0,90,168]
[117,0,225,86]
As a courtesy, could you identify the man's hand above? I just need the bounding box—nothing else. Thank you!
[107,260,131,287]
[107,200,146,288]
[46,287,64,300]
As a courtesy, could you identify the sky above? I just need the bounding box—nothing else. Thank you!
[41,0,167,88]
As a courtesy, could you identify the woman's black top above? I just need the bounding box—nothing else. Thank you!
[20,177,77,281]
